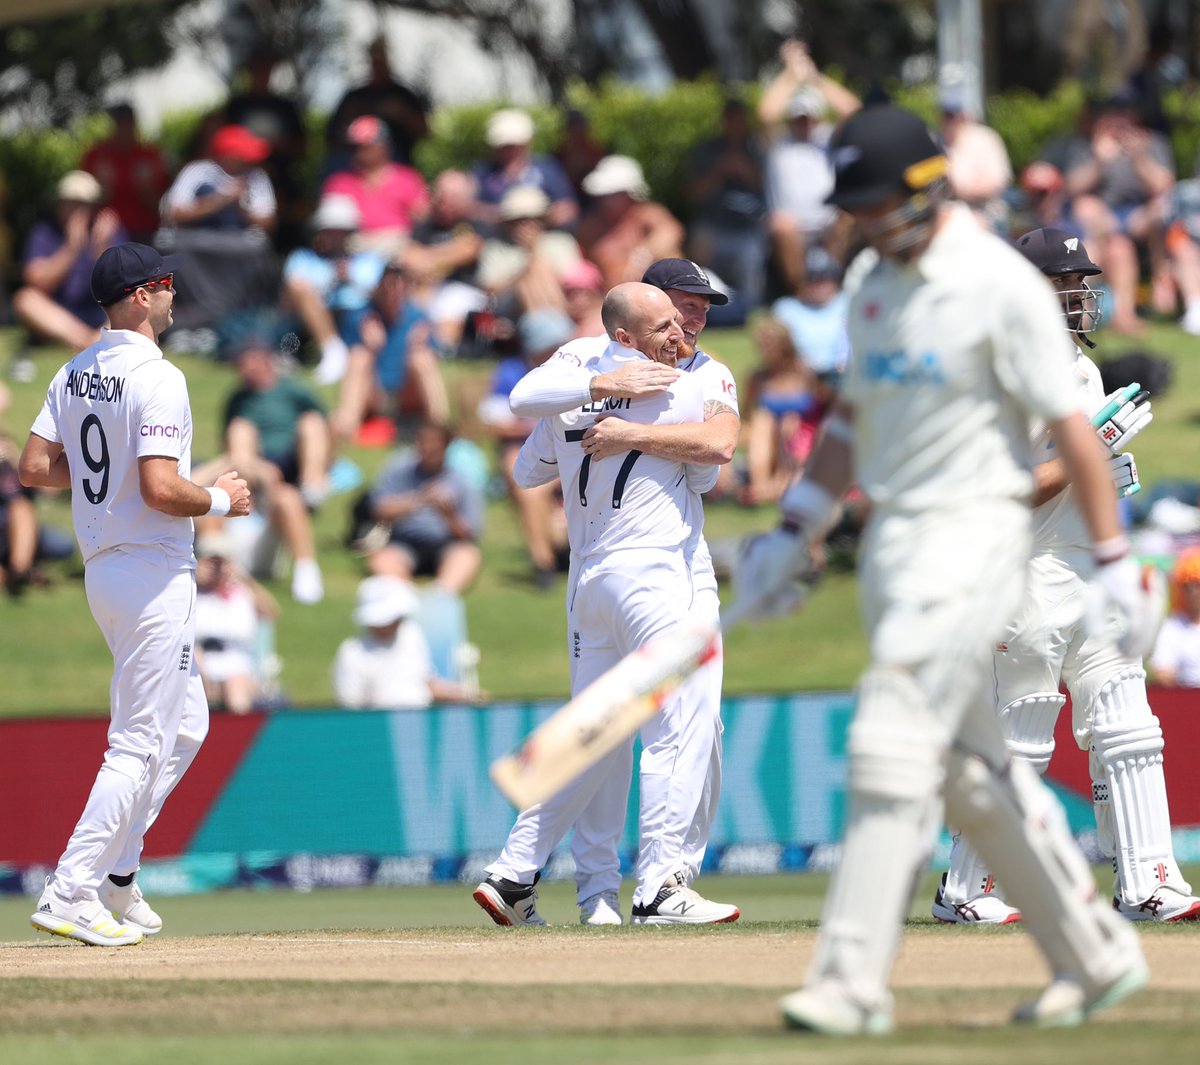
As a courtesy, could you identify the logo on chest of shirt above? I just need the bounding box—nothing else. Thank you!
[862,348,945,386]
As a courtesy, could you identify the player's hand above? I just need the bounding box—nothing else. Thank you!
[1094,388,1151,453]
[724,526,818,630]
[581,414,638,459]
[1083,555,1166,659]
[1108,452,1140,498]
[591,361,679,400]
[215,471,252,517]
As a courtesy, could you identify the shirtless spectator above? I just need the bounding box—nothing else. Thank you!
[940,88,1013,232]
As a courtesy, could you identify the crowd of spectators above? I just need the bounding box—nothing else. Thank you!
[6,35,1200,706]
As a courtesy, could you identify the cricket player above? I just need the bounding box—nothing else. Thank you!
[474,282,739,927]
[933,228,1200,925]
[731,106,1155,1033]
[494,260,740,925]
[19,242,251,946]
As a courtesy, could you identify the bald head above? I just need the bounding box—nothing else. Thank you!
[602,282,685,366]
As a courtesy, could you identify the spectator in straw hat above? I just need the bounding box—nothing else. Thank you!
[13,170,126,352]
[282,194,386,384]
[575,155,685,288]
[474,108,578,230]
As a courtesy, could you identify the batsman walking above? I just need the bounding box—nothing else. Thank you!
[20,242,250,946]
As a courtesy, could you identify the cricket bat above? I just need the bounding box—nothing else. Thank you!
[489,624,720,810]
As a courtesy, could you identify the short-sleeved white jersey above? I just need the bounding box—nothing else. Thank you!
[840,205,1081,514]
[512,342,707,560]
[1029,350,1107,552]
[31,329,196,565]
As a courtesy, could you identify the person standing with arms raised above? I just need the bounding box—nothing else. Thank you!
[20,243,251,946]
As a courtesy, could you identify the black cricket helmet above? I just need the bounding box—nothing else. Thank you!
[1015,228,1104,338]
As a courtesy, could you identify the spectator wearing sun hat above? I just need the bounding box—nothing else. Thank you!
[321,114,430,259]
[575,154,685,289]
[12,170,126,352]
[474,108,578,230]
[282,194,387,384]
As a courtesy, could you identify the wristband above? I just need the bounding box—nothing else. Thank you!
[206,487,232,517]
[780,479,837,536]
[1092,534,1130,565]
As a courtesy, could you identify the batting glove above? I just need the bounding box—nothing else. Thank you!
[1107,452,1140,498]
[1083,550,1166,659]
[1094,388,1152,453]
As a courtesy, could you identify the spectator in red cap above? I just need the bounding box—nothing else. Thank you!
[321,115,430,259]
[162,124,276,234]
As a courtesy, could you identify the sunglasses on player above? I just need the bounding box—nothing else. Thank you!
[125,274,174,294]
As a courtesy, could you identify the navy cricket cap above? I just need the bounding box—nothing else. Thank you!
[641,258,729,305]
[92,242,182,307]
[1015,228,1102,277]
[825,105,947,209]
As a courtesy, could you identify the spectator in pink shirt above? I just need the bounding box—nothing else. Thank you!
[322,115,429,259]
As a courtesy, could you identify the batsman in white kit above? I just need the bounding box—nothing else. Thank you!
[474,282,739,927]
[19,242,251,946]
[731,107,1156,1034]
[933,228,1200,926]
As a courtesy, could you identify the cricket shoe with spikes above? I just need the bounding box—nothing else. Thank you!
[99,879,162,936]
[630,872,739,925]
[30,881,143,947]
[579,890,623,926]
[1114,885,1200,922]
[473,873,547,926]
[931,872,1022,925]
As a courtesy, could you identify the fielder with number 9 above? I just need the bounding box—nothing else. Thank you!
[19,243,251,947]
[931,228,1198,925]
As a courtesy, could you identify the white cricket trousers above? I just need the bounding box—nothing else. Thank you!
[488,548,722,907]
[52,548,209,902]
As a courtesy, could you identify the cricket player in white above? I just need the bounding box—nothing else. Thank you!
[20,242,251,947]
[934,228,1200,925]
[731,107,1155,1034]
[474,282,739,927]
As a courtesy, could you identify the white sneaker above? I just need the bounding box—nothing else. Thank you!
[931,873,1021,925]
[1013,959,1149,1027]
[1114,885,1200,922]
[780,983,893,1036]
[473,875,547,927]
[1181,304,1200,336]
[291,558,324,604]
[31,883,143,947]
[99,879,162,936]
[630,872,739,925]
[579,890,623,926]
[314,336,349,385]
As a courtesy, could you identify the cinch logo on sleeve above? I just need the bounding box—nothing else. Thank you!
[140,423,181,439]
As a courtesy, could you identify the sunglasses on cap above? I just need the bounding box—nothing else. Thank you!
[125,274,174,294]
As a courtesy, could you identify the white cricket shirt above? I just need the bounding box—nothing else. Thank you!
[31,329,196,565]
[840,205,1082,513]
[512,342,708,560]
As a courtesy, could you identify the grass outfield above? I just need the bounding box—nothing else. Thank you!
[2,870,1199,1064]
[3,320,1199,717]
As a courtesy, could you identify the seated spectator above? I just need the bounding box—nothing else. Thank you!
[478,310,574,587]
[333,575,481,710]
[1149,548,1200,687]
[12,171,125,352]
[404,169,490,350]
[200,340,329,603]
[326,36,429,168]
[554,108,608,204]
[222,45,309,251]
[474,108,578,230]
[478,186,582,318]
[281,194,385,384]
[940,88,1013,233]
[333,259,449,442]
[1064,89,1174,333]
[194,533,280,713]
[1,437,38,597]
[321,115,430,259]
[364,421,484,596]
[1164,179,1200,335]
[770,244,850,377]
[1018,161,1076,235]
[576,155,685,289]
[82,102,170,243]
[757,39,860,293]
[560,257,605,338]
[685,98,768,310]
[158,124,280,341]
